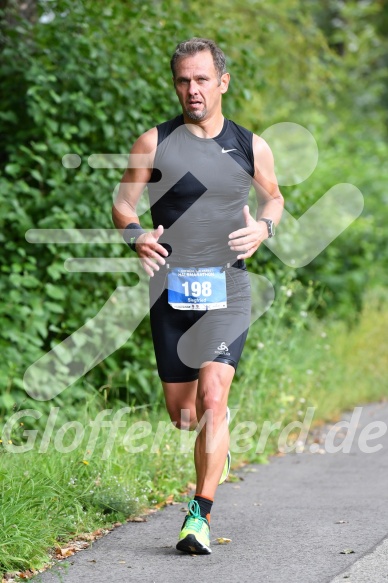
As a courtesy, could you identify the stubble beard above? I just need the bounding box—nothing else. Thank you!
[185,106,208,121]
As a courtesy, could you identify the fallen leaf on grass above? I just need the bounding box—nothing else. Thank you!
[76,533,95,541]
[55,547,75,558]
[75,542,89,550]
[17,571,35,579]
[128,516,147,522]
[54,540,90,560]
[216,538,232,544]
[78,528,105,540]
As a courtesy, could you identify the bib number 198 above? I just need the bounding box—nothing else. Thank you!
[167,266,226,310]
[182,281,212,297]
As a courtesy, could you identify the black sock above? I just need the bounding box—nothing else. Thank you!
[194,494,213,521]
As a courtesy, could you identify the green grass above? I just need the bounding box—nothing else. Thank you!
[229,286,388,459]
[1,288,388,575]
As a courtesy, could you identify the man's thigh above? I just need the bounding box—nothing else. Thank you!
[150,283,202,382]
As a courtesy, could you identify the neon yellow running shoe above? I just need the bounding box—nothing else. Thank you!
[176,500,211,555]
[219,450,231,485]
[219,406,231,485]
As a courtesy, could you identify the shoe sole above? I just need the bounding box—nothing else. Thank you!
[176,534,212,555]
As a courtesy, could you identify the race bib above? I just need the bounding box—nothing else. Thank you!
[167,267,227,310]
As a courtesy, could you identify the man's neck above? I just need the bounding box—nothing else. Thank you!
[182,112,225,139]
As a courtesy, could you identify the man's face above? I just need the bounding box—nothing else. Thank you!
[173,51,229,122]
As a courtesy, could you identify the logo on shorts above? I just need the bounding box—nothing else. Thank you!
[215,341,230,356]
[217,342,229,351]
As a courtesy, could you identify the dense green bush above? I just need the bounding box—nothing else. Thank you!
[1,0,387,416]
[0,0,184,411]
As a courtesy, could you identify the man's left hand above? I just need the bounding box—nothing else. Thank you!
[228,205,268,260]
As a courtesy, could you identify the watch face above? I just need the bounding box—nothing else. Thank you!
[260,218,275,237]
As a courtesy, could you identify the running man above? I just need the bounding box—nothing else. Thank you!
[112,38,284,555]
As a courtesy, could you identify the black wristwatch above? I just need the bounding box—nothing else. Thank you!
[124,223,146,252]
[258,217,275,238]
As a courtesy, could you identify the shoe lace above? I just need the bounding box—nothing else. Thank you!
[184,500,208,533]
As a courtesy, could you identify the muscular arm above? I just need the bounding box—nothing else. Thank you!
[228,134,284,259]
[112,127,168,275]
[112,127,156,229]
[252,134,284,226]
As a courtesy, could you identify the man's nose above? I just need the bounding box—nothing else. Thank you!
[188,80,199,94]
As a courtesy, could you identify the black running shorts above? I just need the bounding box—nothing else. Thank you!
[149,261,251,383]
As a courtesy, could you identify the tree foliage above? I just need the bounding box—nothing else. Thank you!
[0,0,387,410]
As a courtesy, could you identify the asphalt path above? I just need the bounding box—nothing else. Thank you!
[34,401,388,583]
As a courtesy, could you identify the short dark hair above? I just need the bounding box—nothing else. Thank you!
[170,38,227,81]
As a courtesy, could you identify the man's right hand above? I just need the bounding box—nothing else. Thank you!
[135,225,169,277]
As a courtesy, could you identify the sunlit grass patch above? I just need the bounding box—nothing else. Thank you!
[1,289,387,575]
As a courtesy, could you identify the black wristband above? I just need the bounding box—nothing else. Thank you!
[124,223,146,252]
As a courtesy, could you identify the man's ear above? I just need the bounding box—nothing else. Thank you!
[220,72,230,94]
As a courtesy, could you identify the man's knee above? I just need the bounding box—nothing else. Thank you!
[196,365,233,419]
[197,393,226,421]
[167,407,197,431]
[196,388,227,420]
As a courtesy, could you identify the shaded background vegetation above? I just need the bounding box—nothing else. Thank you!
[1,0,387,416]
[1,0,388,574]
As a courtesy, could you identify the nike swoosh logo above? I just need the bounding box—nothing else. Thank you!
[221,148,237,154]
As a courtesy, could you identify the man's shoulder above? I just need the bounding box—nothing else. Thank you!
[155,114,184,143]
[226,118,254,139]
[132,115,184,155]
[132,126,158,154]
[252,133,274,157]
[226,119,273,158]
